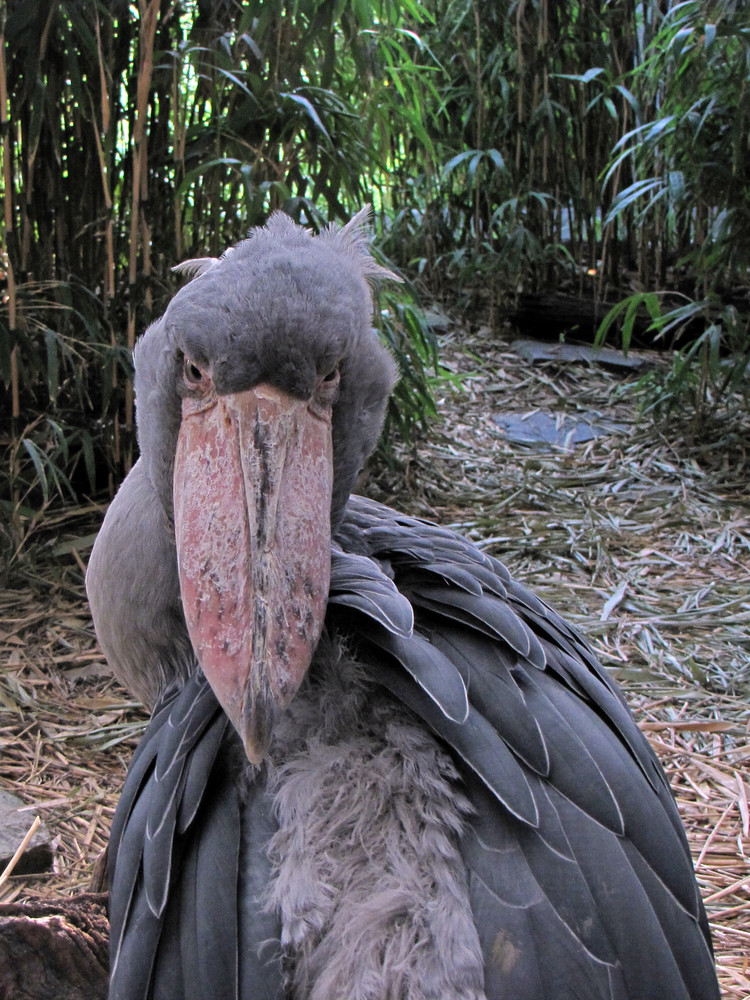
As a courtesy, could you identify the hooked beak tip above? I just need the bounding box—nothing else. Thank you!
[239,681,277,765]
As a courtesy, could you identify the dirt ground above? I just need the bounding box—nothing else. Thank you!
[1,320,749,997]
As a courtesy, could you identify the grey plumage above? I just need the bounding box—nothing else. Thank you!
[87,208,720,1000]
[266,639,484,1000]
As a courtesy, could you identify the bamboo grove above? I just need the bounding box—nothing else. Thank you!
[1,0,749,564]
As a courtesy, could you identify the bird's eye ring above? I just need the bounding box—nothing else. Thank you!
[183,356,205,385]
[322,368,339,384]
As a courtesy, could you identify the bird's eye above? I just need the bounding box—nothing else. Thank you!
[183,356,205,386]
[314,366,340,409]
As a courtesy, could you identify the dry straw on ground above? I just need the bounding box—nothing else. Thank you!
[1,322,748,997]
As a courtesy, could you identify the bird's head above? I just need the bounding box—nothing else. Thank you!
[106,208,398,763]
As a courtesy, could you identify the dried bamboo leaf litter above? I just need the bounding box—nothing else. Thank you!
[1,324,748,998]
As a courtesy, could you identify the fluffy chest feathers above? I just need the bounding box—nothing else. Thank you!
[265,635,485,1000]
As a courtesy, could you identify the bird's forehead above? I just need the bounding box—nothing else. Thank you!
[164,242,368,361]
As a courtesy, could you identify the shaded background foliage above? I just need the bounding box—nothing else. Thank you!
[1,0,749,570]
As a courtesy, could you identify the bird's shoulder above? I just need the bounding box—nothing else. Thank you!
[330,495,718,1000]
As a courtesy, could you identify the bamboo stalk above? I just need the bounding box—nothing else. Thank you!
[93,8,115,303]
[94,8,119,491]
[472,0,482,250]
[540,0,548,189]
[515,0,525,175]
[0,816,41,887]
[0,5,18,419]
[126,0,161,470]
[172,40,185,261]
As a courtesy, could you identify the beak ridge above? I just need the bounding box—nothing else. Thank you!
[174,384,333,763]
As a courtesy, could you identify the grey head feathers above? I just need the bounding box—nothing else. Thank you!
[135,206,399,525]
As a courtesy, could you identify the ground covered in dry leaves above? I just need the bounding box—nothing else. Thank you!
[1,321,749,997]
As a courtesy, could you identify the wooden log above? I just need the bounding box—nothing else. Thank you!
[0,894,108,1000]
[510,293,654,346]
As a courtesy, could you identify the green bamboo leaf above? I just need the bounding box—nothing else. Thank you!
[406,103,433,152]
[652,300,709,340]
[692,96,717,138]
[395,25,437,61]
[467,151,483,181]
[601,144,637,189]
[46,418,69,463]
[80,430,97,492]
[396,0,432,24]
[595,297,634,347]
[668,170,686,202]
[610,121,651,155]
[22,439,49,502]
[215,66,258,103]
[66,2,99,59]
[442,149,478,178]
[581,66,606,84]
[177,158,242,196]
[621,295,652,353]
[614,85,641,117]
[557,67,605,85]
[643,293,663,323]
[239,32,263,60]
[217,32,233,62]
[383,63,407,100]
[280,92,331,142]
[710,209,731,242]
[351,0,373,28]
[672,27,694,56]
[487,148,505,172]
[604,178,663,225]
[642,115,677,143]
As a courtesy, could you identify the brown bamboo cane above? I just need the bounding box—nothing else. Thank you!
[0,6,18,420]
[94,9,119,489]
[126,0,161,471]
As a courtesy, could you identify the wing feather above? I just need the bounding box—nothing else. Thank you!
[376,658,540,827]
[329,547,414,636]
[411,583,542,663]
[332,496,719,1000]
[427,624,551,776]
[107,492,717,1000]
[358,622,470,723]
[107,671,282,1000]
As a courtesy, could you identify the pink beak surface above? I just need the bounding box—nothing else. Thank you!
[173,384,333,763]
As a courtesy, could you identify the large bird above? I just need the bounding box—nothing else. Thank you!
[86,209,720,1000]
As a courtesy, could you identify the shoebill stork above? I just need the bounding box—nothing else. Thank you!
[86,208,720,1000]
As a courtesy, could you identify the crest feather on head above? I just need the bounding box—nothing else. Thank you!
[171,206,401,285]
[320,205,402,284]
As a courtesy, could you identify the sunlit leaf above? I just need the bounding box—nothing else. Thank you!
[280,91,331,142]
